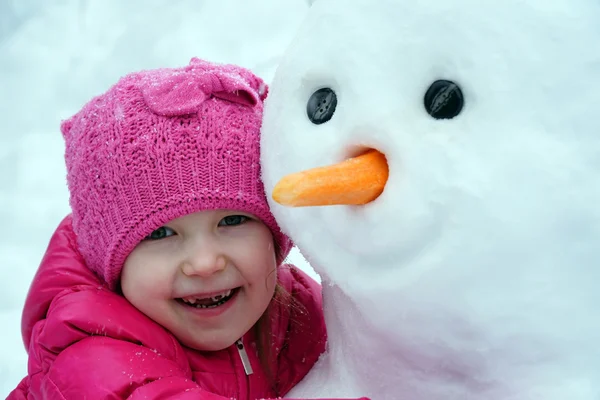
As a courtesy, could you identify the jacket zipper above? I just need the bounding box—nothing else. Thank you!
[235,338,252,400]
[236,338,253,375]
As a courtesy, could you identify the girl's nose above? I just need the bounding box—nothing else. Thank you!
[180,238,227,277]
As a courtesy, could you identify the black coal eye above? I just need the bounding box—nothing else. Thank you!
[424,80,464,119]
[307,88,337,124]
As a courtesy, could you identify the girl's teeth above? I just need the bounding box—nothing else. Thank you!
[211,289,232,301]
[183,289,233,304]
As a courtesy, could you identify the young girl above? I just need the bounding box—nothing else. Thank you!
[8,58,349,400]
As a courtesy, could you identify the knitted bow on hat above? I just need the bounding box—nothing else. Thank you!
[141,57,267,117]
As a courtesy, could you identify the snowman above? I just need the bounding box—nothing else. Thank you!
[260,0,600,399]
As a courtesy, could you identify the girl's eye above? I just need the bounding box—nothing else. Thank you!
[144,226,175,240]
[219,215,249,227]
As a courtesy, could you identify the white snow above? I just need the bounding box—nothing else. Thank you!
[0,1,317,397]
[261,0,600,399]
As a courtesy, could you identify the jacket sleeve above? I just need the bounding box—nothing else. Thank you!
[275,268,370,400]
[275,266,329,396]
[39,336,231,400]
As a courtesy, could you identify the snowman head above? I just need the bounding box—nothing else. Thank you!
[261,0,600,297]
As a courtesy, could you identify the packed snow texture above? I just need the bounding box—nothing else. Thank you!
[0,1,315,397]
[261,0,600,399]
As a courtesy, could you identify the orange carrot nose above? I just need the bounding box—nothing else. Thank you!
[272,149,389,207]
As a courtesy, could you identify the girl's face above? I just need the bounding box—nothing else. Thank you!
[121,210,278,351]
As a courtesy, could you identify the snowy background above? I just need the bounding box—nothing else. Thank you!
[0,1,317,396]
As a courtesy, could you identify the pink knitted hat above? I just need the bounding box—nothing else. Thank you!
[61,57,292,290]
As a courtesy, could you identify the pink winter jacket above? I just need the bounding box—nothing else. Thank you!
[7,215,334,400]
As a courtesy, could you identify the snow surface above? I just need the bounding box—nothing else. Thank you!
[261,0,600,399]
[0,1,316,397]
